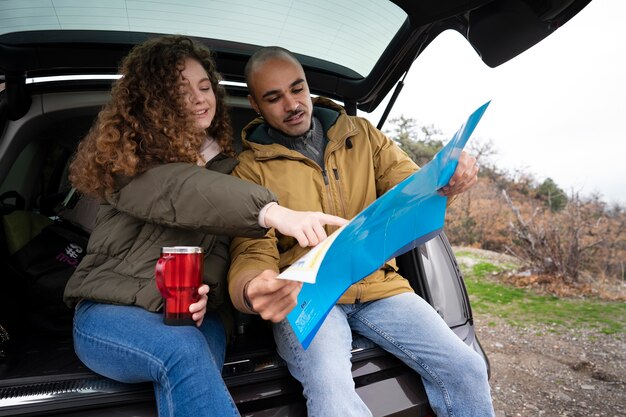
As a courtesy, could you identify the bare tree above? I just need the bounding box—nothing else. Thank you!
[503,190,607,283]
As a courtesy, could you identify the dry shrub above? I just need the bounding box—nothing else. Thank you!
[503,191,625,284]
[445,175,625,289]
[445,179,512,250]
[502,272,625,301]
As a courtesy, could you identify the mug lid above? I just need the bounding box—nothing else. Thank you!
[160,246,203,254]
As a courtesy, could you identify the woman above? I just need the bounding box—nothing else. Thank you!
[63,36,345,417]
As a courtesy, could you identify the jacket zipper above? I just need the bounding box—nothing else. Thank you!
[329,139,361,303]
[256,148,338,218]
[331,153,348,218]
[321,169,337,217]
[251,138,345,218]
[204,235,217,266]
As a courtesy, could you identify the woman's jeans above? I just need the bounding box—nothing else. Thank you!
[73,300,239,417]
[273,292,495,417]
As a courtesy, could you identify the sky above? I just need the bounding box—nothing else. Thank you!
[362,0,625,207]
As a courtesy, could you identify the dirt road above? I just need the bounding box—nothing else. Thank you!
[475,315,625,417]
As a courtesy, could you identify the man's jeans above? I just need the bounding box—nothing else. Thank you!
[73,300,239,417]
[273,292,495,417]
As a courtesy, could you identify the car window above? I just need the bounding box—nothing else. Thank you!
[0,141,39,208]
[0,88,6,142]
[0,0,407,78]
[0,139,72,213]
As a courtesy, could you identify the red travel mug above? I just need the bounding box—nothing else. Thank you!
[155,246,203,326]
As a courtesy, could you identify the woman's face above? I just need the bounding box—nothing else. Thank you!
[179,57,217,131]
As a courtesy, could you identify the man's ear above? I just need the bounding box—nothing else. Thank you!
[248,94,261,115]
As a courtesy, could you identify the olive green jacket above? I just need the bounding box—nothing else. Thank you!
[64,156,277,319]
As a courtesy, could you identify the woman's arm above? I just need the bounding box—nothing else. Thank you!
[107,162,276,238]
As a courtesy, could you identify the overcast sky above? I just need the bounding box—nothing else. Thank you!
[363,0,625,207]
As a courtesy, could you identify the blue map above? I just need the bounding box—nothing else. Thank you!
[280,101,491,349]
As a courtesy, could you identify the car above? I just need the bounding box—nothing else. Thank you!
[0,0,591,416]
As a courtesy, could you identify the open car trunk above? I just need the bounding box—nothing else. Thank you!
[0,0,592,415]
[0,87,481,416]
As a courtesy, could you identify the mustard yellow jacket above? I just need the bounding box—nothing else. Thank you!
[228,98,418,313]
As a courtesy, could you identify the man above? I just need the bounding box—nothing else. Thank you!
[228,46,494,417]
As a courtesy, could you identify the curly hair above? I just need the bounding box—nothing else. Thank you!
[69,35,235,199]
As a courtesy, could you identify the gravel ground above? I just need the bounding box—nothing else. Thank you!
[475,315,625,417]
[453,247,625,416]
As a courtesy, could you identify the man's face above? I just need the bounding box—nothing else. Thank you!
[248,57,313,137]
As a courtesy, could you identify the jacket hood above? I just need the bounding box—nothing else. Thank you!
[241,97,349,150]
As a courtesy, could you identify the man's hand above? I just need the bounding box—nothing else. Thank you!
[263,204,348,247]
[245,270,302,322]
[439,151,479,197]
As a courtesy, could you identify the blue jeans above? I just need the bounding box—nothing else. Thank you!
[73,300,239,417]
[273,292,494,417]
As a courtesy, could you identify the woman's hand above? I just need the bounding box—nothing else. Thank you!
[263,204,348,247]
[189,284,210,327]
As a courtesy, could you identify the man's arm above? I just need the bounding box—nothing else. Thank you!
[227,155,346,319]
[227,211,306,321]
[243,269,302,322]
[362,118,478,197]
[361,118,420,195]
[228,223,280,315]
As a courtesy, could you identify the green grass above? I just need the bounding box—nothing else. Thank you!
[455,252,626,336]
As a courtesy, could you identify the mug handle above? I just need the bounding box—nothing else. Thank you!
[155,255,174,298]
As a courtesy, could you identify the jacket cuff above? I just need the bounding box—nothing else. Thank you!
[258,202,278,228]
[228,270,261,314]
[242,280,257,313]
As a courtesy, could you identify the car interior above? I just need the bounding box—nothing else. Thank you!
[0,87,259,361]
[0,84,454,415]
